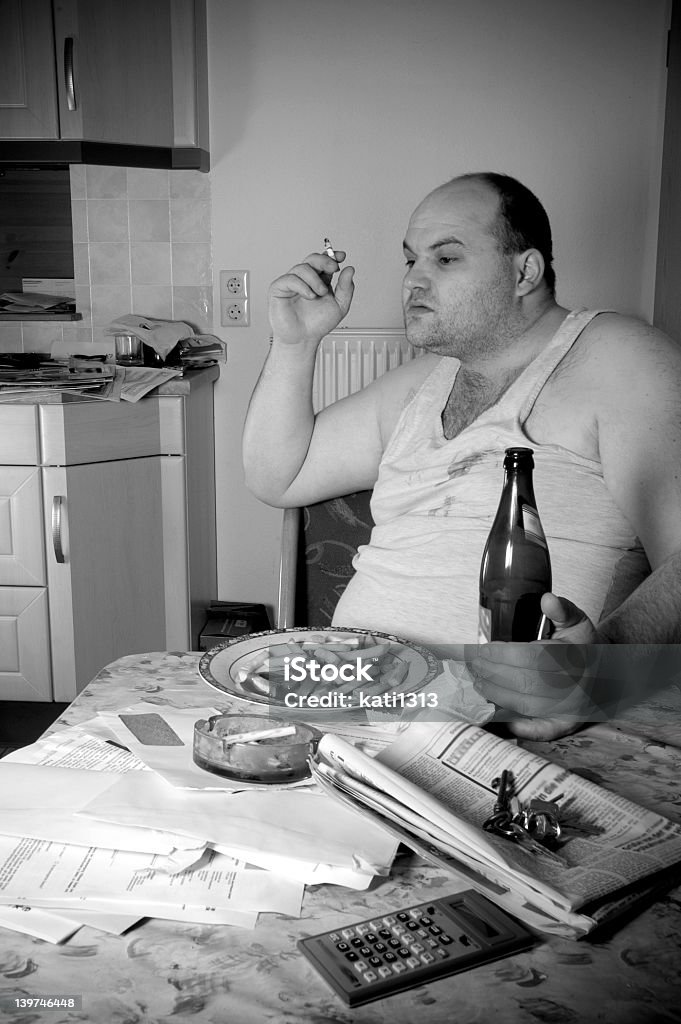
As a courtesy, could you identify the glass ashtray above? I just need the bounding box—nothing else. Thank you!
[192,713,319,783]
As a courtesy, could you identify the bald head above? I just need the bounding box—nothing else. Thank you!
[417,173,556,297]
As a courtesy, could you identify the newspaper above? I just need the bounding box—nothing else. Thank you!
[311,721,681,938]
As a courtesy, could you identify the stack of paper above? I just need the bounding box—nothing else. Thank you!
[0,706,399,943]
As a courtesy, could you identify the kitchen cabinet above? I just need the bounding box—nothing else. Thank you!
[0,369,217,701]
[0,0,209,169]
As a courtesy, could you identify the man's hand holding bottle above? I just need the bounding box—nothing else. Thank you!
[466,593,607,740]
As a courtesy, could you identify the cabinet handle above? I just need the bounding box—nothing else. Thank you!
[64,37,77,111]
[52,496,66,564]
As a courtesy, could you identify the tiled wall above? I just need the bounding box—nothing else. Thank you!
[0,164,213,353]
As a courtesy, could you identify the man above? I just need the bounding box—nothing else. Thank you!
[243,172,681,739]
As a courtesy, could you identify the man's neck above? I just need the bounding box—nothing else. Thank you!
[441,300,568,440]
[458,300,567,387]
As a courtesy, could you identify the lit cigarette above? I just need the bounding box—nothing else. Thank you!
[537,614,550,640]
[323,237,336,258]
[221,724,297,746]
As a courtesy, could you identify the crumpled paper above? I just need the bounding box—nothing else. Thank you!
[427,659,496,725]
[106,315,193,360]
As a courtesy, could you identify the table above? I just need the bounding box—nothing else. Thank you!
[1,651,680,1023]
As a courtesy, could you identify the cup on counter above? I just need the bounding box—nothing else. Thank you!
[114,333,143,366]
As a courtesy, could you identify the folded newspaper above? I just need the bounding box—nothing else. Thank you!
[310,721,681,939]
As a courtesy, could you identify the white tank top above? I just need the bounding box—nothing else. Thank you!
[332,310,650,648]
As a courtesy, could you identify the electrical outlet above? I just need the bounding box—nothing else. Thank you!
[220,270,250,326]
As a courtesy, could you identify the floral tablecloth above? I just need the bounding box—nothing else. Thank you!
[0,651,680,1024]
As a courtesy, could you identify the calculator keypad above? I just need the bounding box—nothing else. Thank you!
[332,902,468,983]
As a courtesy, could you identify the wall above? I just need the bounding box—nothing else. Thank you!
[208,0,670,617]
[0,164,213,353]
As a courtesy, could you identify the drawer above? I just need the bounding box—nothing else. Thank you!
[39,398,170,464]
[0,466,45,585]
[0,405,40,464]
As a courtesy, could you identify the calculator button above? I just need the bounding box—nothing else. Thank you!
[384,951,397,963]
[369,956,382,968]
[365,932,378,943]
[359,946,371,957]
[388,938,401,949]
[397,947,411,958]
[397,912,409,922]
[356,924,370,936]
[345,952,359,962]
[420,952,435,965]
[336,941,350,952]
[426,938,439,949]
[378,928,391,939]
[392,961,407,974]
[329,932,340,942]
[419,916,432,926]
[374,943,387,954]
[429,925,443,935]
[341,928,355,940]
[427,906,436,914]
[435,947,449,959]
[406,956,420,968]
[408,908,422,919]
[378,966,393,979]
[416,928,428,939]
[351,937,363,947]
[382,916,397,927]
[439,934,453,945]
[392,923,407,936]
[364,970,377,983]
[353,960,367,973]
[406,921,419,931]
[410,942,425,954]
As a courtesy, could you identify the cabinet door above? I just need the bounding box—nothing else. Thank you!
[0,0,59,139]
[43,457,168,700]
[0,467,45,586]
[53,0,174,146]
[0,587,52,700]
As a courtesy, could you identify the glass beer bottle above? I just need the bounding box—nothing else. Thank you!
[478,447,551,642]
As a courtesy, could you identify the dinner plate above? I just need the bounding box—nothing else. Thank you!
[198,627,440,715]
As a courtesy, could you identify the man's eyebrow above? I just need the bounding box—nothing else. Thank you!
[402,236,464,252]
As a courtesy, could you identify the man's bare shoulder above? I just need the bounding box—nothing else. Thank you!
[580,312,681,369]
[371,352,444,442]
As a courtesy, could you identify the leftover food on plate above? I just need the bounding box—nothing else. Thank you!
[198,628,439,713]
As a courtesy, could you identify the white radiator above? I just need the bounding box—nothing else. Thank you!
[312,329,419,412]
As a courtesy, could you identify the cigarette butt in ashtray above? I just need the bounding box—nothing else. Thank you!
[221,725,297,746]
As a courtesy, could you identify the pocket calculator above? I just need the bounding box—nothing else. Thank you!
[297,889,534,1007]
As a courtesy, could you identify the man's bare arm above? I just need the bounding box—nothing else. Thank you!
[242,248,383,507]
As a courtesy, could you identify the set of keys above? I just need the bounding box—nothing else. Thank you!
[482,769,600,858]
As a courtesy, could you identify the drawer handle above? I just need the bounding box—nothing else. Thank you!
[64,37,77,111]
[52,496,66,563]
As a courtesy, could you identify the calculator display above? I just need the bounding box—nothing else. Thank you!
[297,889,534,1008]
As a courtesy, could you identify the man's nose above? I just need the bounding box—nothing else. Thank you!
[404,262,430,291]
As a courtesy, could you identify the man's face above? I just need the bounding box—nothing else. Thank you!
[402,181,519,361]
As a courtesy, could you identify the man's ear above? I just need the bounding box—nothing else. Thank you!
[514,249,545,295]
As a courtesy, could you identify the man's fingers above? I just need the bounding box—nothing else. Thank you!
[333,265,355,316]
[465,641,597,675]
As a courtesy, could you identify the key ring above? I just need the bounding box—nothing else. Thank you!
[482,811,517,838]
